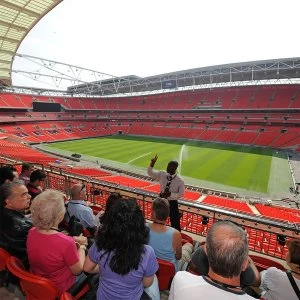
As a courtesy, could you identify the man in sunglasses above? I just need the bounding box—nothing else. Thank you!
[66,183,97,235]
[147,154,185,231]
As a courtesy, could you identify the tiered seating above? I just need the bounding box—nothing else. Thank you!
[255,204,300,223]
[214,129,237,143]
[271,131,300,148]
[268,85,296,108]
[0,93,27,108]
[254,127,282,146]
[67,98,84,109]
[99,175,153,189]
[247,87,273,109]
[202,195,254,214]
[1,84,300,148]
[68,168,111,178]
[80,98,96,110]
[0,140,58,164]
[233,131,258,144]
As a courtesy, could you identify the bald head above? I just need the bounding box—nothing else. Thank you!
[206,221,248,278]
[70,183,86,200]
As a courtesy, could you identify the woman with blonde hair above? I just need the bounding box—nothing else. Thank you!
[27,189,88,294]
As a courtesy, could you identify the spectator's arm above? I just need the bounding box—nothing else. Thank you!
[70,246,86,275]
[142,275,154,288]
[173,230,182,260]
[147,166,161,181]
[247,256,261,287]
[83,255,99,274]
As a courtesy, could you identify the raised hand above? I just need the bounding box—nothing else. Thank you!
[150,154,158,167]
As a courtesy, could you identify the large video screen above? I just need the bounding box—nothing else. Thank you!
[32,102,61,112]
[162,79,177,89]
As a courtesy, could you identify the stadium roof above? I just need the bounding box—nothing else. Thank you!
[0,0,62,86]
[67,57,300,96]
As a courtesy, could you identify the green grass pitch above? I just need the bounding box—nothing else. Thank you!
[46,136,283,193]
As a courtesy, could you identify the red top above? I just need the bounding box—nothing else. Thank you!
[27,227,79,294]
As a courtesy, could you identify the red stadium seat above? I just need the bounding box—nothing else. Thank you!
[6,256,89,300]
[0,247,10,271]
[59,292,75,300]
[156,258,176,291]
[180,232,194,245]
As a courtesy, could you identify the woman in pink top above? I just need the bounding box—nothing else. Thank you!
[27,189,88,294]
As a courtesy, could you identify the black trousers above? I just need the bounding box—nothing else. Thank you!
[169,200,181,231]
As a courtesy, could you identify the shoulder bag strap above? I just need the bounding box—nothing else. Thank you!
[286,270,300,299]
[65,202,71,218]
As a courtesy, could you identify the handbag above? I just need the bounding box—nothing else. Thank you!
[286,270,300,300]
[68,215,83,236]
[65,203,84,236]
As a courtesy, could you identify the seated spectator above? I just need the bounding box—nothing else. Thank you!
[0,166,14,185]
[27,169,46,200]
[83,198,159,300]
[188,242,260,287]
[66,183,96,235]
[169,221,255,299]
[27,189,88,294]
[260,239,300,300]
[0,180,32,267]
[147,197,193,271]
[19,162,34,186]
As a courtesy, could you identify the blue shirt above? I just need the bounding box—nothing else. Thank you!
[66,200,95,228]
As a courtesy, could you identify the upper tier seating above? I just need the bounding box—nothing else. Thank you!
[1,84,299,110]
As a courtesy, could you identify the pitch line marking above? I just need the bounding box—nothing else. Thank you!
[127,152,151,164]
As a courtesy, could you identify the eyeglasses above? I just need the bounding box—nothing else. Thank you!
[80,184,86,191]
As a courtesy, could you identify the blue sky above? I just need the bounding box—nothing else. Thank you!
[13,0,300,89]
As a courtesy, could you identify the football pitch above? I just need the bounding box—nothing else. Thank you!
[46,136,292,195]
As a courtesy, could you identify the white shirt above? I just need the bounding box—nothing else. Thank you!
[169,271,255,300]
[260,267,300,300]
[147,167,184,200]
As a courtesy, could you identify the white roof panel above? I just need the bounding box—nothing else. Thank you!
[0,0,62,85]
